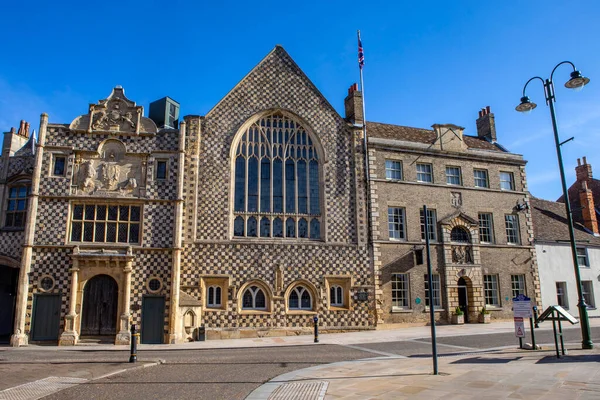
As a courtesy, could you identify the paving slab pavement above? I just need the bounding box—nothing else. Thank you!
[248,346,600,399]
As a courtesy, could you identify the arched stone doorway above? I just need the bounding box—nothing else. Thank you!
[0,265,19,343]
[81,275,118,336]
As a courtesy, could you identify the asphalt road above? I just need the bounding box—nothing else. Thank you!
[1,325,599,400]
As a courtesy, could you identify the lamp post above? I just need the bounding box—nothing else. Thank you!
[516,61,593,349]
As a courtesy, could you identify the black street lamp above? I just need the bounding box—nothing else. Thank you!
[516,61,593,350]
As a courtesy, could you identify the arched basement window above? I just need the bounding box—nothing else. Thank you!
[233,112,321,239]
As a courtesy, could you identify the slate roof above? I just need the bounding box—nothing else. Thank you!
[367,121,505,152]
[530,197,600,246]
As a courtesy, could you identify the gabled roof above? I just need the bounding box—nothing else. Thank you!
[367,121,505,152]
[530,197,600,246]
[206,45,341,121]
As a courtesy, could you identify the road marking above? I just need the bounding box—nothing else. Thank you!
[0,377,87,400]
[409,339,476,350]
[340,344,407,358]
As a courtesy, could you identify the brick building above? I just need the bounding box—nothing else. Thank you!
[3,46,374,346]
[352,97,541,324]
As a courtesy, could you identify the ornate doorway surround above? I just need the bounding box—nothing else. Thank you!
[59,246,134,345]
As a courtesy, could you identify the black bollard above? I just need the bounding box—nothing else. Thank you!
[313,315,319,343]
[129,324,138,363]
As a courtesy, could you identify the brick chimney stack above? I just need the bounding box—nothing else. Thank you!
[579,179,599,235]
[344,83,364,125]
[576,156,593,182]
[16,120,30,138]
[476,106,497,142]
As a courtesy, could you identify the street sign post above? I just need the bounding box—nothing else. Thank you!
[513,294,532,318]
[514,317,526,338]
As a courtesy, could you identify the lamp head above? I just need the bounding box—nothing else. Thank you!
[515,96,537,113]
[565,70,590,89]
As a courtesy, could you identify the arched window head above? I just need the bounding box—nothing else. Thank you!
[288,285,312,310]
[450,226,471,243]
[233,111,322,240]
[242,285,267,310]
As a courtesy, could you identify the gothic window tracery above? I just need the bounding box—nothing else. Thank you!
[233,112,321,239]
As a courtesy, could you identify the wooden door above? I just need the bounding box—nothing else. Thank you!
[31,294,61,341]
[141,296,165,344]
[0,266,18,343]
[81,275,118,336]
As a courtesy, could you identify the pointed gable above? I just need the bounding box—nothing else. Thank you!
[205,45,346,141]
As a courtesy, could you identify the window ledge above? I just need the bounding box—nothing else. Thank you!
[391,308,413,313]
[486,306,503,311]
[424,308,445,312]
[205,307,226,312]
[287,310,317,315]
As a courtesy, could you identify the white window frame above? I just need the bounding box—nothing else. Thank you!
[329,285,344,307]
[388,207,406,240]
[505,214,520,244]
[577,248,589,267]
[582,280,595,309]
[385,160,403,181]
[478,213,494,243]
[511,274,525,299]
[556,282,568,309]
[242,285,267,310]
[484,274,500,307]
[445,166,462,185]
[500,171,515,191]
[391,273,410,309]
[416,163,433,183]
[424,274,442,309]
[288,285,312,310]
[207,285,222,307]
[473,169,489,188]
[420,208,437,242]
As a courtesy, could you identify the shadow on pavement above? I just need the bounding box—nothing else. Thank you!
[450,356,522,364]
[536,354,600,364]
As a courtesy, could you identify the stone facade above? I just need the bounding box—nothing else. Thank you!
[363,105,540,325]
[1,46,544,346]
[3,46,374,346]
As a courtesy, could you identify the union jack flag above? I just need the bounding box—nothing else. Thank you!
[358,37,364,69]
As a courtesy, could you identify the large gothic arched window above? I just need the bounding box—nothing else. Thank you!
[233,112,321,239]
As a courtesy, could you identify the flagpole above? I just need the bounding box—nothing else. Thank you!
[358,30,370,189]
[358,30,372,244]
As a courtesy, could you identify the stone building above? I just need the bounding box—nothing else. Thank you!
[356,100,541,324]
[3,46,374,346]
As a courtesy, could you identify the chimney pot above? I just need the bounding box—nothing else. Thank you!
[578,158,582,166]
[476,105,496,142]
[486,105,491,113]
[583,156,587,165]
[575,156,593,182]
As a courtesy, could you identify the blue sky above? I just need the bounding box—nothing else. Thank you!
[1,0,598,200]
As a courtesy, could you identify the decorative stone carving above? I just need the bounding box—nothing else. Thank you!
[69,86,158,134]
[452,245,473,264]
[451,192,462,208]
[74,139,145,197]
